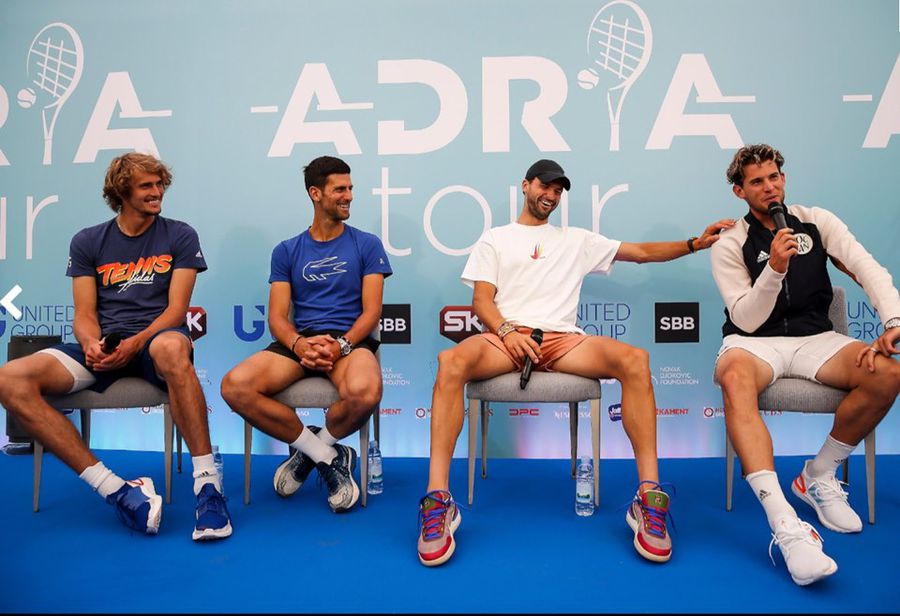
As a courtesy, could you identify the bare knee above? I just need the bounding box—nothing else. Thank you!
[434,349,470,390]
[343,380,382,415]
[220,369,256,411]
[150,335,193,377]
[617,346,651,383]
[0,363,42,411]
[861,359,900,406]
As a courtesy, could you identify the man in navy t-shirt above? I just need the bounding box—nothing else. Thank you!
[0,152,231,541]
[222,155,391,513]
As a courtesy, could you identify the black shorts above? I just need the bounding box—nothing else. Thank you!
[263,329,380,377]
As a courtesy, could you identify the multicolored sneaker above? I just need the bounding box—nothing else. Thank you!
[625,481,673,563]
[417,490,461,567]
[106,477,162,535]
[769,515,837,586]
[791,460,862,533]
[192,482,233,541]
[316,444,360,513]
[273,425,321,498]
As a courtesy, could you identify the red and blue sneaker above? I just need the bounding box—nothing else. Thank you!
[417,490,461,567]
[106,477,162,535]
[625,480,674,563]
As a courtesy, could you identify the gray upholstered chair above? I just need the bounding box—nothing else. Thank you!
[465,372,602,506]
[242,335,382,507]
[39,377,176,512]
[724,286,876,524]
[242,386,375,507]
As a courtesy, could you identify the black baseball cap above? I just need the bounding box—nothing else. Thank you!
[525,159,571,191]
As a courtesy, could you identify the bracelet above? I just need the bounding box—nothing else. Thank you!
[496,321,516,339]
[290,334,304,354]
[687,237,698,254]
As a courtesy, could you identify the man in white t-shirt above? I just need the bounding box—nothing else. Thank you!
[416,159,734,567]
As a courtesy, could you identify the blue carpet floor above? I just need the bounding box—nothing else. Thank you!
[1,450,897,613]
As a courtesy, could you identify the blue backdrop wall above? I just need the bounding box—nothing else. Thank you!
[1,0,898,459]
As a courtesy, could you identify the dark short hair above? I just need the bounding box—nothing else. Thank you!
[726,144,785,186]
[303,156,351,192]
[102,152,173,212]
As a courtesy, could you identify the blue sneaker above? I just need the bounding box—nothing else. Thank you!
[106,477,162,535]
[192,482,233,541]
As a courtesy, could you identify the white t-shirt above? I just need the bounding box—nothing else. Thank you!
[461,223,621,333]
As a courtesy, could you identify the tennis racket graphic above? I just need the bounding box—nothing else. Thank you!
[21,23,84,165]
[577,1,652,151]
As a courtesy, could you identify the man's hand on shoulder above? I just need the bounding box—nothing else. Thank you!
[694,218,737,251]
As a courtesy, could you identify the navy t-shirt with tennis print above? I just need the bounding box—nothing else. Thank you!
[66,216,208,337]
[269,225,392,332]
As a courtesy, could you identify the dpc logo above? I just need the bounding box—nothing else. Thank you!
[234,305,266,342]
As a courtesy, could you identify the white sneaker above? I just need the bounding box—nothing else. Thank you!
[769,515,837,586]
[791,460,862,533]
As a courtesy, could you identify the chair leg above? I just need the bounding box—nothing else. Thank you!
[80,409,91,446]
[163,404,173,505]
[176,427,183,474]
[725,433,735,512]
[243,421,253,505]
[864,430,875,525]
[481,401,489,479]
[590,398,601,507]
[360,418,369,508]
[33,440,44,513]
[374,405,381,445]
[569,402,578,478]
[467,397,479,506]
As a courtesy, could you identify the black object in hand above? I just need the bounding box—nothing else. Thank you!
[519,329,544,390]
[767,202,788,231]
[101,332,122,354]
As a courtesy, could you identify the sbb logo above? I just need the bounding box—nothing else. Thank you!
[440,305,482,343]
[380,304,411,344]
[186,306,207,341]
[509,408,539,416]
[654,302,700,343]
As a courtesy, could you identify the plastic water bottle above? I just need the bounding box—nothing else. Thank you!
[575,456,594,516]
[212,445,225,495]
[367,440,383,495]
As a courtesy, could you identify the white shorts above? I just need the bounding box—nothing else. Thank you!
[714,331,857,386]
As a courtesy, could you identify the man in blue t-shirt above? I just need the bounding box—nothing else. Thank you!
[222,155,391,514]
[0,152,231,541]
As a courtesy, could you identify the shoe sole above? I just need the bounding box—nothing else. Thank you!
[192,521,233,541]
[330,447,360,513]
[136,477,162,535]
[790,557,838,586]
[625,507,671,563]
[791,478,862,534]
[419,508,462,567]
[273,451,302,498]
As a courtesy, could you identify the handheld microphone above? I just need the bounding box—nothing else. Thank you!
[767,202,788,231]
[101,332,122,354]
[519,329,544,390]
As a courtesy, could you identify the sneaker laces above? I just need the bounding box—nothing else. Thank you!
[418,490,468,541]
[621,480,677,537]
[768,518,822,567]
[197,486,227,518]
[808,473,850,504]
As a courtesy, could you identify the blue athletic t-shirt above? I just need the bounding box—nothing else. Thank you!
[269,225,392,331]
[66,216,207,336]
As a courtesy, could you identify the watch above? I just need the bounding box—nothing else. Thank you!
[885,317,900,330]
[336,336,353,357]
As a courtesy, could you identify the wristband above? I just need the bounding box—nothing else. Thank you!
[290,335,304,354]
[497,321,516,339]
[687,237,698,254]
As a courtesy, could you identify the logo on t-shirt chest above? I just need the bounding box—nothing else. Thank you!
[97,255,172,292]
[302,256,348,282]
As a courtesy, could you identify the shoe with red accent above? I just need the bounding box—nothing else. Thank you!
[791,460,862,533]
[769,515,837,586]
[625,481,673,563]
[417,490,461,567]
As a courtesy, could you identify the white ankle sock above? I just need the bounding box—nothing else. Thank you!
[80,461,125,499]
[807,435,856,478]
[291,426,337,465]
[746,469,796,529]
[318,426,339,446]
[192,454,220,495]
